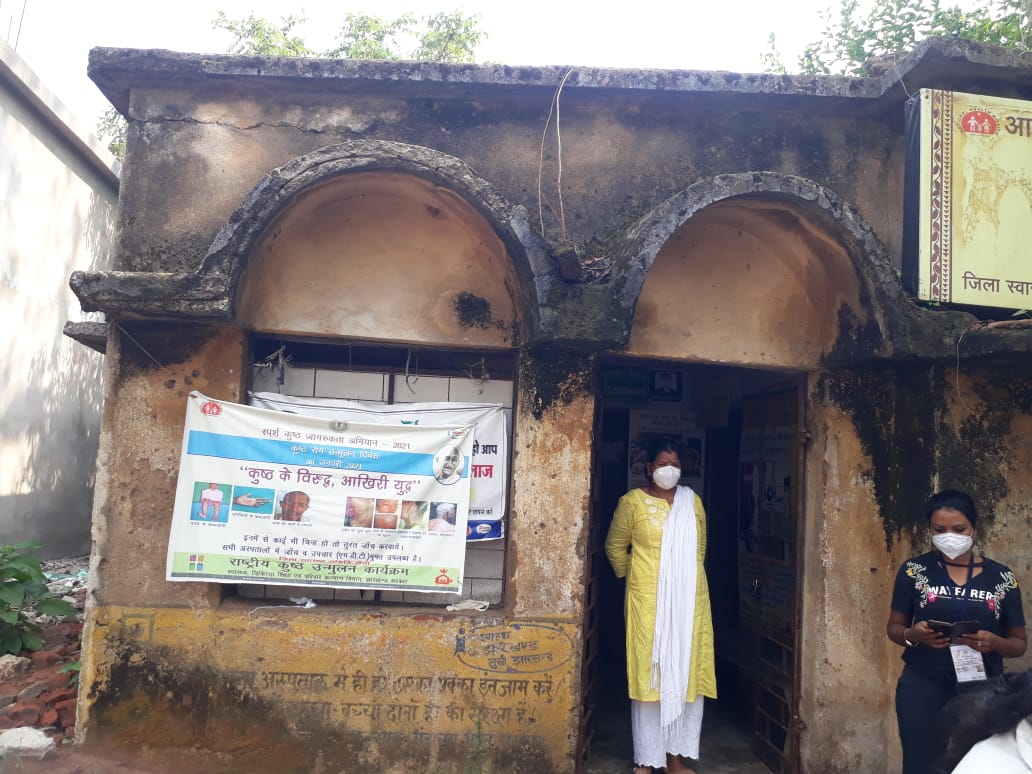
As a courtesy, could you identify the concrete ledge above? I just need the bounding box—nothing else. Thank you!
[62,321,109,354]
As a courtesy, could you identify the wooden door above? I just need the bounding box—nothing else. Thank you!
[576,397,609,771]
[738,390,801,773]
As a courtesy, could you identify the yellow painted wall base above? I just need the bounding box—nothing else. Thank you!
[80,605,582,773]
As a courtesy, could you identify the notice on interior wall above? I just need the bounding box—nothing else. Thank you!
[627,409,704,493]
[165,392,475,593]
[249,392,507,541]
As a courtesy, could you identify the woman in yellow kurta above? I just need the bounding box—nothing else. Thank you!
[605,438,716,774]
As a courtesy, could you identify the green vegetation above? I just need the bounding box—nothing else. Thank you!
[96,9,485,158]
[213,11,314,56]
[764,0,1032,75]
[0,543,76,655]
[59,659,82,686]
[212,9,484,60]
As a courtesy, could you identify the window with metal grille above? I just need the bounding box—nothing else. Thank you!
[237,336,515,607]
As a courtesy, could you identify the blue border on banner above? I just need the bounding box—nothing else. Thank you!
[186,431,468,477]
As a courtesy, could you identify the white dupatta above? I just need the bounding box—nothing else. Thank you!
[649,485,698,728]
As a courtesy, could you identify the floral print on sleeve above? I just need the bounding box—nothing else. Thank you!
[905,560,935,608]
[987,571,1019,620]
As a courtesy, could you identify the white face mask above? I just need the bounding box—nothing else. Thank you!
[932,533,973,560]
[652,465,681,490]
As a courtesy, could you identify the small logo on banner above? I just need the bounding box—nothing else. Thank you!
[435,569,453,586]
[329,419,349,432]
[448,428,468,439]
[960,110,997,135]
[188,554,205,571]
[200,401,222,417]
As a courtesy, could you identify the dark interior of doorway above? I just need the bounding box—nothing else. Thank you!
[584,358,799,774]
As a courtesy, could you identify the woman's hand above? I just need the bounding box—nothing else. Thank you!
[907,620,950,649]
[957,630,996,653]
[957,627,1028,658]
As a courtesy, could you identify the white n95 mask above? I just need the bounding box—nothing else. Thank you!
[652,465,681,490]
[932,533,973,560]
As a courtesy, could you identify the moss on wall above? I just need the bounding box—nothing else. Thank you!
[820,362,1031,547]
[116,322,227,374]
[518,346,593,420]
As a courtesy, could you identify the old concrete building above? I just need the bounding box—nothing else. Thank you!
[71,39,1032,772]
[1,38,116,557]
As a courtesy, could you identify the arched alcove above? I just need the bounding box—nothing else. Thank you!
[237,170,518,347]
[626,195,871,368]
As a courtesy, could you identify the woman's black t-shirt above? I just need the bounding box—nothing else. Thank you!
[890,550,1025,682]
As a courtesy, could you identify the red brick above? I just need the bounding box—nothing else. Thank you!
[40,708,58,726]
[2,702,41,726]
[45,671,71,691]
[53,698,76,711]
[56,704,76,730]
[42,688,76,705]
[29,651,60,667]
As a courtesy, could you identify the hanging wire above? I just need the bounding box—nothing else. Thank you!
[114,323,164,369]
[250,344,292,391]
[464,356,490,394]
[403,348,419,394]
[537,68,576,242]
[891,51,913,99]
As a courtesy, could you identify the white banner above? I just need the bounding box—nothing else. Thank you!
[166,392,475,593]
[250,392,507,540]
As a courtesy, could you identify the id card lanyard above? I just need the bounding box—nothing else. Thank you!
[940,554,987,684]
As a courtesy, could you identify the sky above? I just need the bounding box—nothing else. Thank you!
[3,0,831,133]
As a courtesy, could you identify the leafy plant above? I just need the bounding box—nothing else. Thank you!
[0,543,76,655]
[212,11,315,57]
[59,659,82,687]
[98,8,486,160]
[767,0,1032,75]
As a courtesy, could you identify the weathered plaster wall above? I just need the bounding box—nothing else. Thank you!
[111,83,902,281]
[82,335,595,772]
[800,363,1032,773]
[81,605,579,773]
[90,324,243,607]
[238,172,517,346]
[509,347,595,618]
[78,46,1032,773]
[0,39,117,556]
[82,164,598,769]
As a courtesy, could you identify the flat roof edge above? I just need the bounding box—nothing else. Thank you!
[1,38,119,191]
[87,46,884,104]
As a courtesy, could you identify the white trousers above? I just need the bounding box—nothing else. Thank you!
[631,697,704,768]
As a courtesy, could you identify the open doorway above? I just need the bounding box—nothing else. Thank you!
[582,358,804,774]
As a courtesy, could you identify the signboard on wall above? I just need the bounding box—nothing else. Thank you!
[165,392,475,593]
[903,89,1032,310]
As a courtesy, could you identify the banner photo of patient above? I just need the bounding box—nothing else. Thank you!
[249,392,508,541]
[165,391,474,593]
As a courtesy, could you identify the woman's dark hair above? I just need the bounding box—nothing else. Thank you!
[645,436,683,464]
[937,670,1032,772]
[924,489,979,527]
